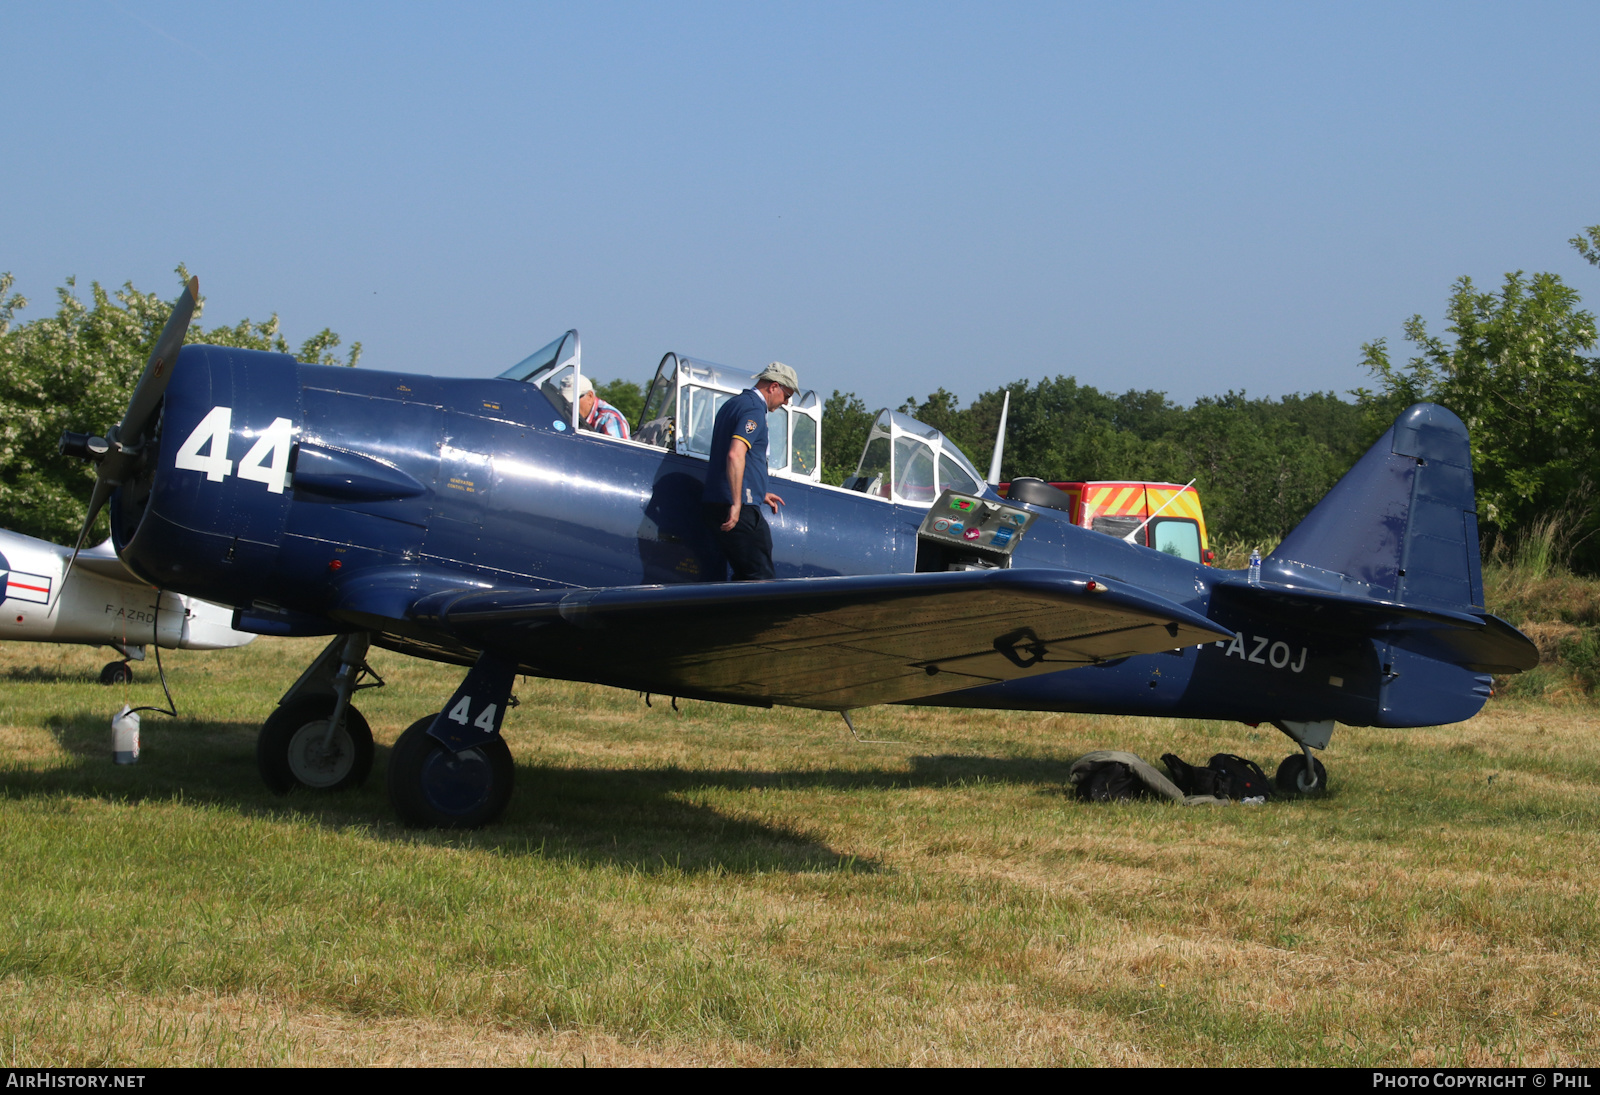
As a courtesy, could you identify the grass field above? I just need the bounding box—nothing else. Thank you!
[1,635,1597,1066]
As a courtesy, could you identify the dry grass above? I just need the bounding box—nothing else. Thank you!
[1,638,1598,1065]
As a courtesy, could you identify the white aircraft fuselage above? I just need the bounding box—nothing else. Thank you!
[0,527,253,656]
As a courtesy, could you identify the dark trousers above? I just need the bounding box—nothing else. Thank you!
[704,503,775,581]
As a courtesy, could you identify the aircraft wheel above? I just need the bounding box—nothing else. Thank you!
[258,697,374,795]
[1275,753,1328,797]
[99,661,133,686]
[387,714,514,829]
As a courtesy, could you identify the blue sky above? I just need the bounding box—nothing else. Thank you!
[3,2,1597,412]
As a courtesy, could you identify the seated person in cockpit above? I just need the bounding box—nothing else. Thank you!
[562,374,631,440]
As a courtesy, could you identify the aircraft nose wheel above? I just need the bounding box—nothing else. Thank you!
[257,697,374,794]
[99,660,133,686]
[386,715,514,829]
[1274,753,1328,797]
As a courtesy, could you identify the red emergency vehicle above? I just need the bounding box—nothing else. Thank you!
[998,478,1215,566]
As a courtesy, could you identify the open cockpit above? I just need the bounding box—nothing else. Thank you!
[636,353,823,485]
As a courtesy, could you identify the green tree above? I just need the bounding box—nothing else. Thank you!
[1571,224,1600,269]
[1359,250,1600,569]
[821,390,876,484]
[0,267,361,545]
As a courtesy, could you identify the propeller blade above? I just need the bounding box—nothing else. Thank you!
[48,477,114,618]
[119,275,198,444]
[52,278,197,614]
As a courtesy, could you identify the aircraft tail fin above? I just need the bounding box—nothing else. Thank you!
[1268,403,1484,611]
[1245,404,1536,727]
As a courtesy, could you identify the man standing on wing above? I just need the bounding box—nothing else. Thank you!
[702,362,799,580]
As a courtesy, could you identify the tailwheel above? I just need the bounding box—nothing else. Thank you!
[99,660,134,686]
[257,696,374,794]
[1275,753,1328,797]
[386,714,514,829]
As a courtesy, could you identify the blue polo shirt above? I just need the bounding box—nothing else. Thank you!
[703,389,769,506]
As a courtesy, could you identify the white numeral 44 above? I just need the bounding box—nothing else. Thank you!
[173,406,296,494]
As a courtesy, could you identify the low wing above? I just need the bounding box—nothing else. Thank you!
[395,568,1230,710]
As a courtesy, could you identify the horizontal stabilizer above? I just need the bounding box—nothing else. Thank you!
[410,568,1232,710]
[1214,579,1537,674]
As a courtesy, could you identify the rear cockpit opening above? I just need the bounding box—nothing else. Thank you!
[635,353,823,484]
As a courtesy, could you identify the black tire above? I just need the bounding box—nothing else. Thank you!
[1274,753,1328,797]
[257,697,374,795]
[99,661,133,686]
[386,714,514,829]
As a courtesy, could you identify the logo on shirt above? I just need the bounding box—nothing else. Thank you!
[743,419,758,434]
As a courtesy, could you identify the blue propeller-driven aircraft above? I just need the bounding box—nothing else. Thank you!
[57,279,1537,826]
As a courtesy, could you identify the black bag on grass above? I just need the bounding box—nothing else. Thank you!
[1207,753,1271,800]
[1161,752,1271,800]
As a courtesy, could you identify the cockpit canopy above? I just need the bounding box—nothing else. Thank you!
[637,353,822,483]
[497,331,985,506]
[846,410,985,506]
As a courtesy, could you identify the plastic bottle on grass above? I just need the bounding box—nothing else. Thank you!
[112,704,140,764]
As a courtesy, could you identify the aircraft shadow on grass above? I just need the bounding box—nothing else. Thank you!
[4,667,113,684]
[4,713,1087,875]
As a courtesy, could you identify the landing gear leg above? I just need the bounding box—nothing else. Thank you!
[387,652,518,828]
[257,632,381,794]
[1271,719,1331,797]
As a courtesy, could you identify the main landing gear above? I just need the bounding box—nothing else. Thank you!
[386,652,519,829]
[99,660,134,686]
[99,642,145,686]
[1271,719,1331,797]
[258,633,380,794]
[387,715,514,828]
[260,637,520,827]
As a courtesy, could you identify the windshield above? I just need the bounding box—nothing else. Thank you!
[499,330,579,385]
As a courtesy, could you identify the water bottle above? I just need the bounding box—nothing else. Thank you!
[112,704,140,764]
[1248,548,1261,586]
